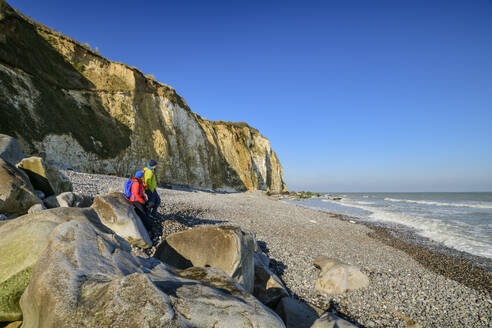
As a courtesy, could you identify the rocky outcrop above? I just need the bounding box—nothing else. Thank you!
[0,158,42,214]
[0,134,24,166]
[154,225,255,293]
[90,192,151,248]
[313,256,369,295]
[0,1,286,192]
[20,220,284,328]
[0,207,104,322]
[16,156,72,196]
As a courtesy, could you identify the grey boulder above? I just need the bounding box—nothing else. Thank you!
[0,134,25,166]
[0,207,106,322]
[20,220,285,328]
[44,191,92,209]
[16,156,72,196]
[275,297,319,328]
[253,250,289,307]
[0,158,42,214]
[314,256,369,295]
[154,225,255,293]
[90,192,151,248]
[310,312,356,328]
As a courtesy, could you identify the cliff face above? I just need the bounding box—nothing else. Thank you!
[0,1,286,191]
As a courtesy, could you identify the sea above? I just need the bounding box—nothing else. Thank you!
[284,192,492,259]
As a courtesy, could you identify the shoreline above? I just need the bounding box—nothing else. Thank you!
[323,212,492,294]
[284,198,492,293]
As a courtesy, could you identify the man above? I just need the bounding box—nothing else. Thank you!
[128,171,153,231]
[143,159,161,217]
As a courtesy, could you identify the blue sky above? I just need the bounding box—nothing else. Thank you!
[12,0,492,192]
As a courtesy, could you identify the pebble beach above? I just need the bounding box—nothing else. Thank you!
[65,170,492,328]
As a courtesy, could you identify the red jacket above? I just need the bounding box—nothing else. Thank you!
[129,178,145,203]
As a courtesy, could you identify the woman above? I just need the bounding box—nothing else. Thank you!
[128,171,153,231]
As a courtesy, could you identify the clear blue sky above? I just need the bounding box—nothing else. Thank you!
[12,0,492,192]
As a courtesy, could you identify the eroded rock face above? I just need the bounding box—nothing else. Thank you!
[0,134,24,166]
[0,207,104,322]
[0,158,42,214]
[0,2,286,192]
[155,225,255,293]
[90,192,151,248]
[20,220,284,328]
[16,157,72,196]
[313,256,369,295]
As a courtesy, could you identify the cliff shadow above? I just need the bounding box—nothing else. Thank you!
[0,4,131,162]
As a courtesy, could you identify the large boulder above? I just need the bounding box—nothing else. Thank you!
[91,192,151,248]
[16,156,72,196]
[254,250,289,307]
[154,225,255,293]
[310,312,356,328]
[44,191,92,209]
[0,207,105,322]
[0,158,42,214]
[275,297,319,328]
[0,134,24,166]
[313,256,369,295]
[20,220,284,328]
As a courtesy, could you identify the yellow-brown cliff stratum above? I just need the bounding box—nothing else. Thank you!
[0,1,286,192]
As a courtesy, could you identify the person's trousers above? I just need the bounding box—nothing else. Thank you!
[145,189,161,215]
[131,201,153,231]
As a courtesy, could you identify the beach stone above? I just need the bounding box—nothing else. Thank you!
[0,207,104,322]
[154,225,256,293]
[314,256,369,294]
[310,312,356,327]
[27,203,46,213]
[44,191,92,209]
[0,134,24,166]
[0,158,42,214]
[91,192,151,248]
[275,297,318,328]
[20,220,284,328]
[254,250,289,307]
[16,156,72,196]
[34,190,45,199]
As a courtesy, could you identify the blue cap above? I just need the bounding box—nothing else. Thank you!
[149,159,157,166]
[135,171,144,178]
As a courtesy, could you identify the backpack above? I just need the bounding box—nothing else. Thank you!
[124,178,134,198]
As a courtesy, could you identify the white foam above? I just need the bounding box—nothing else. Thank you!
[384,198,492,210]
[331,198,492,259]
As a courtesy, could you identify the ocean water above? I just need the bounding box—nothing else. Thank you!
[285,192,492,259]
